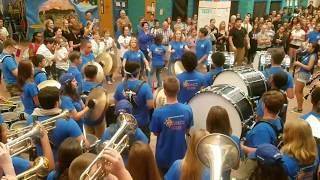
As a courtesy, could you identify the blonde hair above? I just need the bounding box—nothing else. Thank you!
[44,19,53,29]
[181,129,209,180]
[173,29,183,42]
[129,37,139,51]
[61,18,69,33]
[281,119,317,165]
[68,153,96,180]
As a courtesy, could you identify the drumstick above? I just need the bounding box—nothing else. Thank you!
[0,103,16,107]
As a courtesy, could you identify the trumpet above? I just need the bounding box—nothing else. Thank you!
[80,112,137,180]
[6,110,69,156]
[16,156,49,180]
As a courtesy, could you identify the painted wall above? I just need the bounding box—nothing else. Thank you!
[128,0,145,32]
[155,0,172,23]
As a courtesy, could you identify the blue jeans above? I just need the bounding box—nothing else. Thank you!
[148,66,163,88]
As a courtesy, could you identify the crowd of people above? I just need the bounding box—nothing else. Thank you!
[0,2,319,180]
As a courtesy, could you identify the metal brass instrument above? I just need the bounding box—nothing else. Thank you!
[7,110,69,156]
[80,112,137,180]
[16,156,49,180]
[196,133,240,180]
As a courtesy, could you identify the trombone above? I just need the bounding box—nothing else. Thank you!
[16,156,49,180]
[80,113,137,180]
[6,110,69,156]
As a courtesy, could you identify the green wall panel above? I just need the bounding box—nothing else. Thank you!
[128,0,145,32]
[156,0,173,23]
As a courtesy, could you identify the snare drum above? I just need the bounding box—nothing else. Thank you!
[213,67,267,99]
[253,51,290,71]
[188,84,255,137]
[223,52,235,69]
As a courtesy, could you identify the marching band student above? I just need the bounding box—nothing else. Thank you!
[26,86,87,161]
[114,62,153,138]
[127,141,162,180]
[204,52,225,87]
[150,76,193,175]
[195,27,212,72]
[31,54,47,85]
[293,43,319,113]
[148,34,166,88]
[17,61,39,115]
[168,29,189,75]
[68,149,133,180]
[177,51,205,103]
[82,64,102,95]
[256,71,288,121]
[248,144,288,180]
[0,123,55,176]
[301,86,320,120]
[79,39,95,71]
[0,39,19,97]
[59,73,96,130]
[232,90,285,180]
[281,119,319,179]
[263,48,294,99]
[68,51,83,94]
[47,137,83,180]
[165,129,210,180]
[122,37,151,78]
[206,106,242,179]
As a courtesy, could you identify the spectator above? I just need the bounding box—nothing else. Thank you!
[28,32,43,59]
[43,19,55,39]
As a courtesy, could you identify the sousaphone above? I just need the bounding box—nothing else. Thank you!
[95,52,113,75]
[86,88,109,121]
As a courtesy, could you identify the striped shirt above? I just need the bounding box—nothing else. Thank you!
[159,28,173,46]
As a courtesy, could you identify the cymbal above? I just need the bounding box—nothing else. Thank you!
[154,88,166,108]
[95,52,113,75]
[109,53,119,75]
[86,88,109,121]
[37,80,61,90]
[84,62,105,84]
[174,61,185,75]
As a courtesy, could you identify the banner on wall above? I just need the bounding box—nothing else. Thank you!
[197,1,231,30]
[25,0,98,39]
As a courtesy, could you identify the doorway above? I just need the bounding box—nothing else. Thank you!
[172,0,188,21]
[254,2,267,18]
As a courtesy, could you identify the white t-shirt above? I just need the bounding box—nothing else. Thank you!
[55,47,69,71]
[290,29,306,47]
[118,35,131,58]
[104,37,115,54]
[91,40,105,57]
[36,44,54,66]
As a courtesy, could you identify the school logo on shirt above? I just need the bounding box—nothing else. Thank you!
[180,45,183,49]
[201,44,205,48]
[183,80,199,90]
[164,115,186,130]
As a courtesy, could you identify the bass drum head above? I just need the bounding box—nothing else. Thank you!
[188,91,242,137]
[213,71,249,95]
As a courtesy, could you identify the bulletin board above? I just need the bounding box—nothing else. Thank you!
[197,1,231,30]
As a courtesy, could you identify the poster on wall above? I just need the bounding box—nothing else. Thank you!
[197,1,231,30]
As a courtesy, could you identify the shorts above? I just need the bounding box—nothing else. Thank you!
[296,71,311,84]
[6,84,21,97]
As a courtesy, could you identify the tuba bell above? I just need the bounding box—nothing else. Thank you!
[196,133,240,180]
[79,112,137,180]
[16,156,49,180]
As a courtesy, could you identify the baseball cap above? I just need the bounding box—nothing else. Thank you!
[59,73,75,87]
[248,144,282,165]
[115,99,133,115]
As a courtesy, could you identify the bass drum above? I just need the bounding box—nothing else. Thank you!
[213,67,267,100]
[188,84,255,137]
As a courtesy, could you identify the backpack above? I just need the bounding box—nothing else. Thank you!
[253,120,283,148]
[122,79,146,109]
[34,70,47,80]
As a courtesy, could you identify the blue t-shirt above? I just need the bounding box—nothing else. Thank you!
[204,67,224,87]
[47,170,58,180]
[82,81,102,94]
[34,68,47,85]
[165,159,210,180]
[308,31,320,44]
[114,80,153,127]
[150,44,166,67]
[150,103,193,168]
[79,53,95,71]
[245,118,282,147]
[68,66,83,94]
[282,154,319,180]
[0,114,3,124]
[263,67,294,91]
[299,53,318,73]
[195,38,212,64]
[177,71,206,104]
[123,50,145,65]
[60,95,84,128]
[301,112,320,120]
[0,54,17,85]
[21,82,38,115]
[26,114,82,161]
[138,31,154,52]
[169,41,186,61]
[12,156,30,175]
